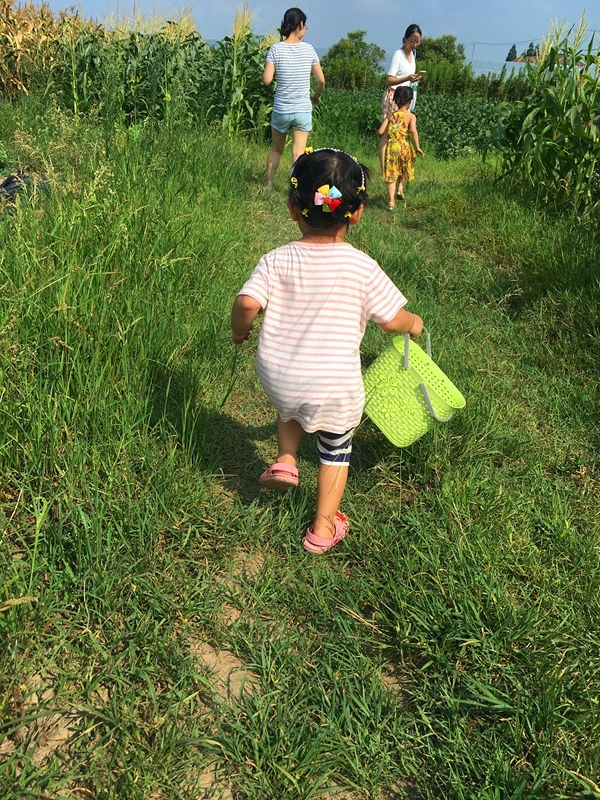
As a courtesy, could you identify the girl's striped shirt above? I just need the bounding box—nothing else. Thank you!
[238,241,407,433]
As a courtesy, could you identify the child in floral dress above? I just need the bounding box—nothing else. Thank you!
[378,85,424,209]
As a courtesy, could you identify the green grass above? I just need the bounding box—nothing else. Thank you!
[0,97,599,800]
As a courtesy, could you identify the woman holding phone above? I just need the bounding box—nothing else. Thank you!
[379,24,423,176]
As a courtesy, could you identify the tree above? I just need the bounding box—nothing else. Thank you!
[506,44,517,61]
[321,30,385,90]
[417,34,465,65]
[526,42,538,58]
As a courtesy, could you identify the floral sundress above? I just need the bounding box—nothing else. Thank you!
[384,109,416,184]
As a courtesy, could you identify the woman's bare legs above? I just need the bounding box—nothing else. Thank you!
[266,129,288,187]
[290,129,310,164]
[312,464,349,540]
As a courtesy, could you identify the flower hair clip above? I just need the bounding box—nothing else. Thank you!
[304,147,314,154]
[290,176,298,188]
[314,184,342,213]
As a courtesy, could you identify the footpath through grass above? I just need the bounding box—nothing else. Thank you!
[0,103,599,799]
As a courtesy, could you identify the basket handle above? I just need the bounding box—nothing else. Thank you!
[402,328,453,422]
[419,382,454,423]
[403,326,431,368]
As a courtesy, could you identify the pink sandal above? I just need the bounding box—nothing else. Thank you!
[303,512,349,554]
[258,462,299,490]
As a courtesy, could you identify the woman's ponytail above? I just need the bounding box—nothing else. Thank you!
[279,7,307,39]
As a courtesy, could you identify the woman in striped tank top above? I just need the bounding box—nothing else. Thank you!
[262,8,326,187]
[232,149,424,553]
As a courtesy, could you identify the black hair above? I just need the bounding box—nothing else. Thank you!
[393,85,414,108]
[280,8,307,38]
[288,148,368,231]
[403,24,422,41]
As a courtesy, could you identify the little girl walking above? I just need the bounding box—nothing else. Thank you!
[231,148,423,553]
[378,86,424,209]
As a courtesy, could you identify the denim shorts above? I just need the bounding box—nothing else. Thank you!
[271,110,312,133]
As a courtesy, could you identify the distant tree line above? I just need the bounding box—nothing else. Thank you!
[321,30,529,101]
[506,42,539,61]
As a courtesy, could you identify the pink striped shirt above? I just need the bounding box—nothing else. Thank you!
[239,241,407,433]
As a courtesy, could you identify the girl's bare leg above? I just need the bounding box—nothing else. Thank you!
[387,182,396,209]
[275,417,303,465]
[379,133,388,177]
[397,181,405,199]
[312,464,349,540]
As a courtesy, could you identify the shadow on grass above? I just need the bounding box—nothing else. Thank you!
[149,363,326,503]
[148,361,412,494]
[470,177,599,313]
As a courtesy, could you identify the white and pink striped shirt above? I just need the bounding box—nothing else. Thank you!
[238,241,407,433]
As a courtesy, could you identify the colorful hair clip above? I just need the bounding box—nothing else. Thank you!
[314,184,342,212]
[344,211,352,218]
[304,147,313,154]
[301,208,309,217]
[290,176,298,188]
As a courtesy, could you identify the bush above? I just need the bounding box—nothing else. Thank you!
[418,60,530,102]
[321,31,385,90]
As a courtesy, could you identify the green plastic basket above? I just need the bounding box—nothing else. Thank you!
[363,329,466,447]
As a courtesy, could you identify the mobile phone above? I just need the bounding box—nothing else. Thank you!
[418,70,426,74]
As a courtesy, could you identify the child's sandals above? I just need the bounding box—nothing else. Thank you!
[303,512,349,554]
[258,462,298,490]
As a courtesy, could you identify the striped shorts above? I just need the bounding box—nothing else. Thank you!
[316,428,354,466]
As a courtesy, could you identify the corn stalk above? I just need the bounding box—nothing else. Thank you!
[499,14,599,220]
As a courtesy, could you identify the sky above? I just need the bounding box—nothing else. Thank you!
[47,0,600,64]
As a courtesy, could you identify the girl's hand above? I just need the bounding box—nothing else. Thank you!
[409,314,424,338]
[232,330,251,345]
[417,147,425,157]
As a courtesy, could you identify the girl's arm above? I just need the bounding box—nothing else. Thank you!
[377,116,389,136]
[378,308,423,337]
[408,113,424,156]
[232,294,262,344]
[262,60,275,86]
[311,62,325,104]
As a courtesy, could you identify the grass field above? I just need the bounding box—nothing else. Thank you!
[0,99,599,799]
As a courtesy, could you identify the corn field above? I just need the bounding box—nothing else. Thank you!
[0,1,598,219]
[0,2,273,131]
[499,18,599,219]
